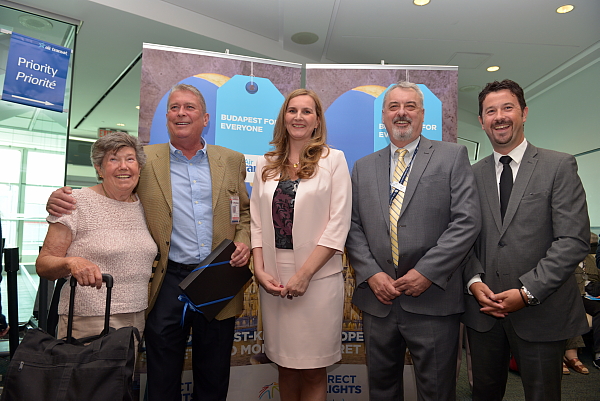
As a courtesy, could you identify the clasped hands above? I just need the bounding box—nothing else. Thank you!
[469,282,526,318]
[367,270,433,305]
[256,271,311,300]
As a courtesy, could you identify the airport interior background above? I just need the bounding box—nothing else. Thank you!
[0,0,599,399]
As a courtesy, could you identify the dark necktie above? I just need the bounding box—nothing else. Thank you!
[499,155,513,221]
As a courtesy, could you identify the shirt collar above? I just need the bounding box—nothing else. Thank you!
[493,138,528,167]
[390,135,421,159]
[169,138,207,159]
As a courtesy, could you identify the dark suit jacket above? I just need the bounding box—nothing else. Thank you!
[463,143,589,342]
[137,143,250,320]
[347,136,481,318]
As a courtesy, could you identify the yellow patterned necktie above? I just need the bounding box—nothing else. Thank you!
[390,149,408,267]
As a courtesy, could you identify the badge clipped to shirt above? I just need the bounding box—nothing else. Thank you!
[230,195,240,224]
[391,182,406,194]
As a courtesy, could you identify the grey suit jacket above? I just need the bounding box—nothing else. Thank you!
[462,143,589,342]
[347,136,481,318]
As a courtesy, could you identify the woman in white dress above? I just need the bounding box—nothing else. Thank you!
[251,89,351,400]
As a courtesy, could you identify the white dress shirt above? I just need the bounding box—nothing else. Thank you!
[467,139,530,292]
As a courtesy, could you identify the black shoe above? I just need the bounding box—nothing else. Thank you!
[593,358,600,369]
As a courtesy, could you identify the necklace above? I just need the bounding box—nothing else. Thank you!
[101,183,135,202]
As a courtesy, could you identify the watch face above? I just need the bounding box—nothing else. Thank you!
[529,298,540,306]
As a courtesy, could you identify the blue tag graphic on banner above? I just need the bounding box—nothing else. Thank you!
[325,88,375,172]
[2,33,71,112]
[215,75,283,156]
[374,84,442,151]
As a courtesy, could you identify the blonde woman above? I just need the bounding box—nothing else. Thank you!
[251,89,351,400]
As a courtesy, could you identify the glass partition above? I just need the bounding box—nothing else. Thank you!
[0,3,78,327]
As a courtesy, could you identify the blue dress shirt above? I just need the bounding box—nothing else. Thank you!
[168,141,213,264]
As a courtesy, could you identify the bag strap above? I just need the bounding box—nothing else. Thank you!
[66,274,114,344]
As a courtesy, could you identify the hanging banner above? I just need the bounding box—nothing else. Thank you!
[140,44,301,188]
[305,64,458,170]
[2,32,71,112]
[305,64,458,401]
[139,49,457,400]
[138,43,302,401]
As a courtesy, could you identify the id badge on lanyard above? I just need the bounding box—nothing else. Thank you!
[389,142,419,205]
[230,195,240,224]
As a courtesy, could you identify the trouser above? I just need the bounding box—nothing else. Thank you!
[467,318,565,401]
[145,263,235,401]
[363,298,460,401]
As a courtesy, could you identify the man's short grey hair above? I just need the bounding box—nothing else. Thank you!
[382,81,425,110]
[90,132,146,181]
[167,83,207,114]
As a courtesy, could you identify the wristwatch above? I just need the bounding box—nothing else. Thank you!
[521,286,540,306]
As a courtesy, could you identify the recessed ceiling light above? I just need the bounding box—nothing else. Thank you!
[487,66,500,72]
[556,5,574,13]
[413,0,430,5]
[116,123,125,126]
[18,15,53,31]
[291,32,319,45]
[459,85,481,93]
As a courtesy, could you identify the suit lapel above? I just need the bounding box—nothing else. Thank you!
[376,146,392,231]
[150,144,173,212]
[401,136,432,217]
[207,145,225,210]
[480,155,503,233]
[502,143,538,232]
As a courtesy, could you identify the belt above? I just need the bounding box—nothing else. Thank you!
[167,259,198,272]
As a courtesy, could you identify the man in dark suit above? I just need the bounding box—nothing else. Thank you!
[346,81,481,400]
[463,79,589,401]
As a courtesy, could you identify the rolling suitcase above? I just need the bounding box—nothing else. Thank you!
[1,274,139,401]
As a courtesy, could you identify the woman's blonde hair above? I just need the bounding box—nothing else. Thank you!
[261,89,329,181]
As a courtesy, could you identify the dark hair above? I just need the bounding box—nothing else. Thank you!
[478,79,527,117]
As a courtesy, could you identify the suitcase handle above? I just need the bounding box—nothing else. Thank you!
[66,274,113,343]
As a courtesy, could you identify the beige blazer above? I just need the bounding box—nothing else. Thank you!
[250,148,351,280]
[137,142,250,320]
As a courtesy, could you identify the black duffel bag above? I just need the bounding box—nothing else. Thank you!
[1,274,139,401]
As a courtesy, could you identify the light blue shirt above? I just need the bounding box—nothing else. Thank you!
[168,140,213,264]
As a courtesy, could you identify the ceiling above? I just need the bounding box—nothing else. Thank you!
[1,0,599,141]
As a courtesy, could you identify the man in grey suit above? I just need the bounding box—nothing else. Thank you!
[346,81,481,400]
[463,79,590,401]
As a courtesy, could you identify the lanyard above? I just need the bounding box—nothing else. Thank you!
[389,141,419,205]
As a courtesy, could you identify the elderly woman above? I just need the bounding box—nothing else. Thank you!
[36,132,157,341]
[251,89,351,400]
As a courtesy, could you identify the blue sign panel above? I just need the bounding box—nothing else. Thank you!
[2,33,71,112]
[326,83,442,171]
[215,75,283,156]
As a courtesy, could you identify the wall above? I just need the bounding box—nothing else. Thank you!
[457,61,600,230]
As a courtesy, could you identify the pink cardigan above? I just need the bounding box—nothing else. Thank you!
[250,148,351,280]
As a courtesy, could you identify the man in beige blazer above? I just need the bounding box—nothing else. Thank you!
[48,84,250,401]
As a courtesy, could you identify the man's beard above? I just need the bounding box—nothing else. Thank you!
[390,116,414,142]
